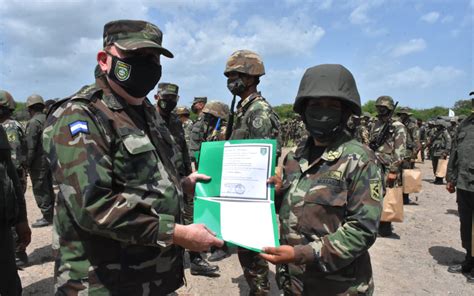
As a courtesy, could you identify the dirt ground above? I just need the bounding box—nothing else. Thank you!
[18,159,473,295]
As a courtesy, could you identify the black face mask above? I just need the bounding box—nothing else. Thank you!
[191,104,198,114]
[107,53,162,98]
[376,107,390,117]
[158,99,177,114]
[227,78,246,96]
[304,105,342,141]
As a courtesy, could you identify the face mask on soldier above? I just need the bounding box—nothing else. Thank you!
[376,106,390,117]
[304,105,342,141]
[227,77,246,96]
[158,98,177,114]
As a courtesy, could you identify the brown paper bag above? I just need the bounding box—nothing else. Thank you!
[380,186,404,223]
[415,150,423,163]
[402,169,422,193]
[436,158,448,178]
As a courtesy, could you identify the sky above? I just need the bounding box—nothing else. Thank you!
[0,0,472,109]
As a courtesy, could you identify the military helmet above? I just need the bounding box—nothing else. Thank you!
[458,114,467,122]
[0,90,16,110]
[397,106,412,115]
[202,101,230,119]
[175,106,190,116]
[224,49,265,77]
[293,64,361,116]
[375,96,395,111]
[362,111,372,118]
[435,119,446,127]
[26,94,45,107]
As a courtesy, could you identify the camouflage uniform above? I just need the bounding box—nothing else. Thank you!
[225,49,281,295]
[25,95,55,222]
[42,20,186,295]
[176,107,193,148]
[189,97,208,163]
[429,120,451,182]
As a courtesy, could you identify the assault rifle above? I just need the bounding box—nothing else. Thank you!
[225,94,237,140]
[369,101,399,151]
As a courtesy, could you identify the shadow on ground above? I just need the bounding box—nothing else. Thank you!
[28,244,54,266]
[23,277,54,295]
[445,209,459,217]
[429,246,465,266]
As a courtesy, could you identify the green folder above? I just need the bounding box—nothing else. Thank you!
[194,139,280,253]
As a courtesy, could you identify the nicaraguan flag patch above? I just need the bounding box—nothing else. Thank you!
[69,120,89,137]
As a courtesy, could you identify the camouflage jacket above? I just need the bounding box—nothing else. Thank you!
[1,118,26,170]
[182,118,193,148]
[355,125,370,145]
[189,113,208,162]
[402,118,420,159]
[43,82,185,295]
[25,112,48,170]
[229,92,281,156]
[447,114,474,192]
[164,113,192,177]
[429,128,451,157]
[369,119,407,173]
[279,134,382,295]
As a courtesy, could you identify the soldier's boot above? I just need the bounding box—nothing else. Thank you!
[189,252,219,276]
[208,245,230,262]
[31,217,52,228]
[15,250,28,268]
[466,270,474,283]
[448,254,473,274]
[434,177,444,185]
[378,222,393,237]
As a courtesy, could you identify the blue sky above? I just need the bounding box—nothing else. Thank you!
[0,0,472,109]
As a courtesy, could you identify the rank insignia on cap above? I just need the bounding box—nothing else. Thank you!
[69,120,89,137]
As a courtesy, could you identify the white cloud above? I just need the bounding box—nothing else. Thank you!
[384,66,464,89]
[349,3,371,25]
[391,38,426,57]
[441,15,454,23]
[421,11,440,23]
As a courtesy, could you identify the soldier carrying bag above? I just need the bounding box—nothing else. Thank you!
[402,169,422,194]
[436,158,449,178]
[380,186,404,223]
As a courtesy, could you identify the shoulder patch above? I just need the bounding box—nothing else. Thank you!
[252,117,263,129]
[69,120,89,137]
[369,179,382,201]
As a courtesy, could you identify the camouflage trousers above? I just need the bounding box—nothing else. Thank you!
[238,247,270,295]
[30,168,55,220]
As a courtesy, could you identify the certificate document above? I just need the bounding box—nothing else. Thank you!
[194,139,279,252]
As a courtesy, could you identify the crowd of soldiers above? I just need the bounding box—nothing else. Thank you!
[1,18,473,296]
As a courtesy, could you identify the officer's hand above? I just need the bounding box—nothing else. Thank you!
[260,245,296,264]
[446,182,456,193]
[267,175,282,196]
[15,221,32,249]
[181,172,211,197]
[173,224,224,252]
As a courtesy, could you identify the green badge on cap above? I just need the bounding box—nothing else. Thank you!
[115,61,131,81]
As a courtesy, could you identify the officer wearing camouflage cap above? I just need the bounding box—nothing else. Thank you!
[42,19,222,295]
[222,49,281,295]
[428,119,451,184]
[368,95,407,236]
[262,64,383,295]
[155,83,219,277]
[24,94,56,228]
[0,90,31,268]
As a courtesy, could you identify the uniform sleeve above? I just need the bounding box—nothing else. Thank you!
[293,159,383,271]
[444,131,452,153]
[247,108,282,157]
[446,131,458,184]
[43,102,174,248]
[25,119,41,168]
[389,124,407,173]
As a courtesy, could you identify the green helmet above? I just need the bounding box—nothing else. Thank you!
[224,50,265,77]
[175,106,190,116]
[375,96,395,111]
[0,90,16,110]
[397,106,412,115]
[293,64,361,115]
[26,94,45,107]
[362,111,372,118]
[202,101,230,120]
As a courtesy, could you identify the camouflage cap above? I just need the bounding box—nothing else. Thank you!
[175,106,190,116]
[0,90,16,110]
[375,96,395,111]
[157,82,179,97]
[103,20,173,58]
[192,97,207,105]
[26,94,45,107]
[396,106,412,115]
[224,49,265,77]
[202,100,230,119]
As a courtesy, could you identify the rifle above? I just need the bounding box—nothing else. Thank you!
[369,101,399,151]
[225,94,237,140]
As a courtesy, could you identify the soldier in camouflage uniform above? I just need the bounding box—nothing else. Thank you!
[348,114,369,145]
[42,19,222,295]
[397,107,421,204]
[417,118,427,162]
[176,106,193,148]
[0,90,29,267]
[446,95,474,282]
[224,49,281,295]
[262,64,383,296]
[448,118,458,141]
[25,94,56,228]
[189,97,208,163]
[428,120,451,184]
[155,83,219,277]
[369,96,407,237]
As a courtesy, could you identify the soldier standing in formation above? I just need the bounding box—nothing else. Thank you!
[155,83,219,277]
[176,106,193,148]
[42,19,222,294]
[417,118,427,162]
[189,96,208,164]
[25,94,56,228]
[446,95,474,282]
[224,49,281,295]
[428,120,451,184]
[397,107,421,205]
[369,96,407,237]
[262,64,383,295]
